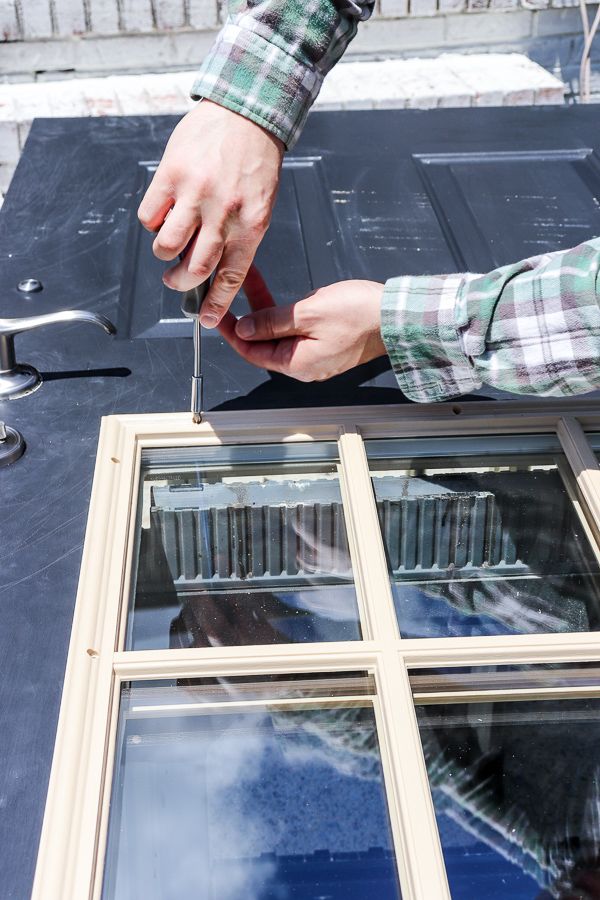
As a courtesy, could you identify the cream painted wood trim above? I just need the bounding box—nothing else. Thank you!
[338,429,398,641]
[33,402,600,900]
[31,417,134,900]
[383,651,451,898]
[558,416,600,527]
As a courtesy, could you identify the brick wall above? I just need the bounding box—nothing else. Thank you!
[0,0,588,80]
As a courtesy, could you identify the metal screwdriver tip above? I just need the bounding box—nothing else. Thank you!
[193,411,202,425]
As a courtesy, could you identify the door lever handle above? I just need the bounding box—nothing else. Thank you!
[0,309,116,400]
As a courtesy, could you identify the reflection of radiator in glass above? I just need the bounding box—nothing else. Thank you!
[138,477,523,591]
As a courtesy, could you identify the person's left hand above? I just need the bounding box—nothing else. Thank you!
[218,268,386,381]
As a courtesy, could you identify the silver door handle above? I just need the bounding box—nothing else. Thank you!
[0,310,116,400]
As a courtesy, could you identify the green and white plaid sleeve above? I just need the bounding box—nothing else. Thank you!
[191,1,373,149]
[381,238,600,402]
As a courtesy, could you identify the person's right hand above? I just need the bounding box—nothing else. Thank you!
[137,100,284,329]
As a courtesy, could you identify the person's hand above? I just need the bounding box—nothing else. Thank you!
[218,267,386,381]
[137,100,284,328]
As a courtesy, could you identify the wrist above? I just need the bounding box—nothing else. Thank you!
[363,281,386,361]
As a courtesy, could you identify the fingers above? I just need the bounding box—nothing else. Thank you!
[163,227,224,292]
[235,303,301,341]
[152,202,199,261]
[200,241,255,328]
[137,172,175,233]
[218,311,297,374]
[243,265,275,311]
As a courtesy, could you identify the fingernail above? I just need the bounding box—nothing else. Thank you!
[201,313,218,329]
[236,317,255,338]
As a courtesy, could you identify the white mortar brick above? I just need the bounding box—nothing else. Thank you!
[154,0,185,30]
[87,0,120,35]
[17,120,31,149]
[0,1,19,40]
[189,0,218,28]
[0,163,14,193]
[44,80,88,115]
[119,0,154,33]
[103,76,150,114]
[410,0,438,14]
[19,0,53,39]
[6,82,53,119]
[442,52,562,105]
[0,86,15,122]
[379,0,409,15]
[352,16,445,52]
[0,120,20,164]
[53,0,86,37]
[438,0,465,12]
[140,72,190,112]
[445,9,533,42]
[80,78,120,115]
[0,31,216,77]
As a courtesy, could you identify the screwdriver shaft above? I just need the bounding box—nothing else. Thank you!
[191,315,203,424]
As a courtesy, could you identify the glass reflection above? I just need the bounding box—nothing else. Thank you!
[102,679,401,900]
[367,438,600,639]
[128,444,360,650]
[416,696,600,899]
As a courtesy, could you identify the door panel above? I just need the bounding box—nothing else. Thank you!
[2,107,600,898]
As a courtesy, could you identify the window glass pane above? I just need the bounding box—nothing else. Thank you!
[127,444,361,650]
[102,677,401,900]
[367,436,600,639]
[415,692,600,899]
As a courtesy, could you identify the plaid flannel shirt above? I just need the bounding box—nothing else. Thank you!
[382,238,600,402]
[191,1,374,149]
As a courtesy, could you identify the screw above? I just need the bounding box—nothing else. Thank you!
[17,278,43,294]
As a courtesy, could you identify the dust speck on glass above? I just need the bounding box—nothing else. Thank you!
[127,443,361,650]
[367,435,600,639]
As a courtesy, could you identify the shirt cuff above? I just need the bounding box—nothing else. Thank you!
[381,274,481,403]
[191,23,322,149]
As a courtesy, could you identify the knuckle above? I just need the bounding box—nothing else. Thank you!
[252,211,271,234]
[223,195,244,218]
[187,262,212,279]
[215,267,245,293]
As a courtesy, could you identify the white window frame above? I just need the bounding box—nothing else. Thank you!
[32,398,600,900]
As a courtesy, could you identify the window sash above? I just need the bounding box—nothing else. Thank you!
[32,399,600,900]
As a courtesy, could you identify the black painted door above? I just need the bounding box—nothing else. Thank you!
[1,107,600,898]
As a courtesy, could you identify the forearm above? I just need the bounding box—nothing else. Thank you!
[191,1,374,148]
[382,238,600,402]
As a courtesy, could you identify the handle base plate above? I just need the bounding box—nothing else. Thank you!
[0,365,42,400]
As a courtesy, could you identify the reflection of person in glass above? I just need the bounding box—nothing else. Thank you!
[419,697,600,900]
[169,501,358,649]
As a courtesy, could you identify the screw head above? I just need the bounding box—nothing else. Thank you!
[17,278,43,294]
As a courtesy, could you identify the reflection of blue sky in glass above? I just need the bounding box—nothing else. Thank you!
[103,703,400,900]
[435,810,540,899]
[417,697,600,899]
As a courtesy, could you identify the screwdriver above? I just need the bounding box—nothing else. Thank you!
[181,279,209,424]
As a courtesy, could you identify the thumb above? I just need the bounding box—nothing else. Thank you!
[235,303,302,341]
